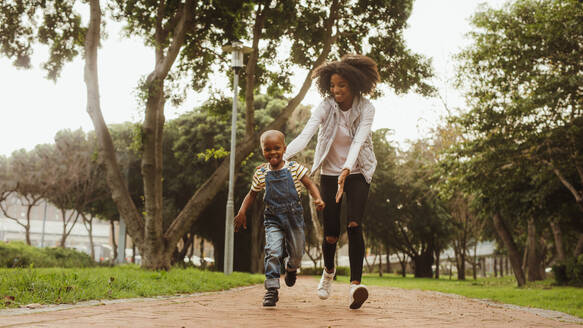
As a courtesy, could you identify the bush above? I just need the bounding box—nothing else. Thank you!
[0,242,95,268]
[552,255,583,287]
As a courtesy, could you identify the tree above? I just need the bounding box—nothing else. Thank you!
[2,0,433,269]
[1,149,48,245]
[457,0,583,212]
[365,132,452,278]
[453,0,583,284]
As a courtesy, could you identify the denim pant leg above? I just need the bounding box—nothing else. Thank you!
[264,223,284,289]
[284,217,305,271]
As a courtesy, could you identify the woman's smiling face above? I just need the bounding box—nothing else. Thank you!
[330,73,354,110]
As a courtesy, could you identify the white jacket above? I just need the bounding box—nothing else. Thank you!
[284,96,377,184]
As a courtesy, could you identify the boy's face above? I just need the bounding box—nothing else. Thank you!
[262,134,286,169]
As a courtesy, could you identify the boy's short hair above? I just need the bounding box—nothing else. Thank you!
[312,54,380,98]
[260,130,285,148]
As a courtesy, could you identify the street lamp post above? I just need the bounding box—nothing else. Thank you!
[222,42,252,275]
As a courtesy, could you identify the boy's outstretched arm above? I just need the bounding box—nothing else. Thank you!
[234,190,258,232]
[300,175,325,211]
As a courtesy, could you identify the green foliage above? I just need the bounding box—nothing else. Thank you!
[0,242,95,268]
[365,130,453,277]
[454,0,583,216]
[0,0,85,80]
[552,255,583,287]
[196,147,229,162]
[0,265,263,308]
[446,0,583,285]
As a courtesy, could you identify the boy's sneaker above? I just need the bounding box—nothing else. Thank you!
[349,284,368,309]
[284,269,297,287]
[262,288,279,307]
[317,268,335,299]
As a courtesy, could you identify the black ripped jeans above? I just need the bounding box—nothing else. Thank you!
[320,174,369,282]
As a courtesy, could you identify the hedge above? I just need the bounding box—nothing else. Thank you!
[0,241,95,268]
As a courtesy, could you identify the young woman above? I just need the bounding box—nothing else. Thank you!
[284,54,380,309]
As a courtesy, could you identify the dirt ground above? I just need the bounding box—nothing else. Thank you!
[1,276,581,328]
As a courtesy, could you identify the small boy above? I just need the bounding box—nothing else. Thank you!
[234,130,325,307]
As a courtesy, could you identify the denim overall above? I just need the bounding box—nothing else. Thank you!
[263,164,305,289]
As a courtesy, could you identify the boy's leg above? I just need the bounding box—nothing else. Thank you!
[264,223,285,290]
[263,223,284,306]
[284,213,305,287]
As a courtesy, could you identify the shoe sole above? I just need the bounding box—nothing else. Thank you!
[263,298,279,307]
[349,287,368,309]
[285,273,296,287]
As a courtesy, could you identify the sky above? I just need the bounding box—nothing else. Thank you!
[0,0,507,157]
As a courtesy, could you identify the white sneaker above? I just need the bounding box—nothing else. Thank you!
[317,268,335,299]
[349,284,368,309]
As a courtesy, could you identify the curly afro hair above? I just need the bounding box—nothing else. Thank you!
[312,54,380,98]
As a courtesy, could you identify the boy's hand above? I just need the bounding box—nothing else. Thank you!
[314,198,325,211]
[234,212,247,232]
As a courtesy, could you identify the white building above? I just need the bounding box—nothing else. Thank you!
[0,195,114,261]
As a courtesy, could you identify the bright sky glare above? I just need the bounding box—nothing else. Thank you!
[0,0,506,157]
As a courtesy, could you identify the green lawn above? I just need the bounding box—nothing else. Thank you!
[335,274,583,319]
[0,265,264,309]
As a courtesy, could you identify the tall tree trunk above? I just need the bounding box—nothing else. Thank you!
[24,204,35,245]
[200,238,206,269]
[455,246,466,280]
[249,199,265,273]
[550,220,565,262]
[471,243,478,280]
[141,76,167,269]
[385,249,391,274]
[110,220,118,262]
[396,253,407,277]
[60,210,79,248]
[378,251,383,277]
[85,216,95,261]
[244,3,268,138]
[527,218,543,281]
[492,213,526,286]
[84,0,145,257]
[494,256,498,277]
[434,248,440,279]
[412,250,433,278]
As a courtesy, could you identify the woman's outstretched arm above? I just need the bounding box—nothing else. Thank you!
[284,100,327,160]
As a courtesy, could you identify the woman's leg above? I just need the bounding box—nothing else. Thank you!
[317,175,342,300]
[345,174,370,284]
[320,175,341,272]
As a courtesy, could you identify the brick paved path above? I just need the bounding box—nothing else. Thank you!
[1,276,581,327]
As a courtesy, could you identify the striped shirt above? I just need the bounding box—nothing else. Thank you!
[251,161,309,196]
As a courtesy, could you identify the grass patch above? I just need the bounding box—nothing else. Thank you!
[334,274,583,319]
[0,265,263,309]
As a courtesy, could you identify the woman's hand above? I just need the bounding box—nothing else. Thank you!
[335,168,350,203]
